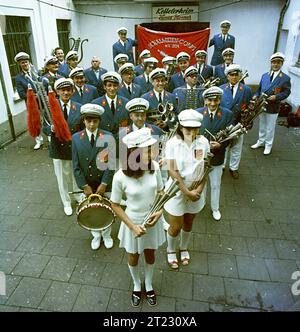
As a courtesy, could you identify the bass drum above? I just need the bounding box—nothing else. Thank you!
[76,194,116,231]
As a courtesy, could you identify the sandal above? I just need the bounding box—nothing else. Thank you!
[167,252,178,269]
[180,250,190,266]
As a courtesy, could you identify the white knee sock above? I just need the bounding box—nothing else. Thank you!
[128,264,141,292]
[144,263,155,292]
[179,230,192,250]
[167,232,178,252]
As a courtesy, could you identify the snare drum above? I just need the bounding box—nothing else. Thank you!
[76,194,116,231]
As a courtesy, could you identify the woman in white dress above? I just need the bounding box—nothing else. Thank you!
[110,127,165,307]
[164,109,210,269]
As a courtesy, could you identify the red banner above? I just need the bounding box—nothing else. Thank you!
[137,25,210,66]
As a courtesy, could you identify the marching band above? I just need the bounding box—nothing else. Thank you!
[15,20,292,308]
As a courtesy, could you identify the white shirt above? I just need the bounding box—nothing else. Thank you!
[119,40,125,47]
[165,135,210,185]
[105,95,118,110]
[86,128,98,142]
[111,160,163,216]
[222,34,227,42]
[208,109,217,120]
[123,82,133,91]
[132,123,145,131]
[143,73,150,83]
[60,100,71,116]
[270,70,280,82]
[230,83,239,99]
[76,85,84,95]
[198,63,204,74]
[154,89,164,103]
[93,69,100,79]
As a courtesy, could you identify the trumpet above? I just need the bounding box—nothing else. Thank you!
[238,70,249,84]
[202,77,221,89]
[147,102,176,124]
[142,179,180,228]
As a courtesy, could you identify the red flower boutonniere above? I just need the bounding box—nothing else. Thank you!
[217,111,222,118]
[150,92,154,97]
[225,84,229,90]
[203,110,208,116]
[71,104,76,110]
[239,86,243,91]
[98,132,104,139]
[80,131,85,140]
[118,99,122,106]
[102,99,106,107]
[85,87,89,93]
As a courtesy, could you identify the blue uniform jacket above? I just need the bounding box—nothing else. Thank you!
[91,95,129,135]
[196,106,233,166]
[112,38,138,70]
[15,72,37,100]
[214,63,228,86]
[72,129,114,190]
[169,72,185,92]
[194,64,214,83]
[60,64,73,78]
[134,64,144,76]
[70,84,99,105]
[118,82,142,100]
[84,67,107,95]
[134,74,153,95]
[43,100,82,160]
[209,34,235,66]
[173,85,204,112]
[58,62,68,77]
[254,71,291,114]
[220,83,252,124]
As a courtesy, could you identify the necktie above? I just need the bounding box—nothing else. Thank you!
[111,100,115,114]
[158,92,162,104]
[198,65,201,74]
[79,88,83,97]
[222,35,226,43]
[63,104,68,121]
[90,133,95,147]
[231,85,234,96]
[128,85,131,95]
[270,72,274,82]
[210,112,214,123]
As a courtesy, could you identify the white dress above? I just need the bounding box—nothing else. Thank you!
[110,161,166,254]
[163,134,210,216]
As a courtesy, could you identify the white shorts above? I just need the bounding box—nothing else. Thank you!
[164,190,206,217]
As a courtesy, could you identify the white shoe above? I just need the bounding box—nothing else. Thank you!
[263,146,272,155]
[212,210,221,221]
[251,142,264,149]
[33,142,43,150]
[103,236,113,249]
[64,206,73,216]
[91,236,101,250]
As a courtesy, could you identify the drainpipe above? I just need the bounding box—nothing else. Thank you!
[274,0,290,52]
[0,61,16,141]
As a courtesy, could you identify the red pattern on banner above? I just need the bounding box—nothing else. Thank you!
[137,25,210,66]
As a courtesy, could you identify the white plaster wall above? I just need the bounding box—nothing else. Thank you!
[280,0,300,111]
[198,0,283,84]
[0,0,78,125]
[75,3,152,71]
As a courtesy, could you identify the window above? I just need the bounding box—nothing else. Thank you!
[56,19,71,54]
[2,16,32,88]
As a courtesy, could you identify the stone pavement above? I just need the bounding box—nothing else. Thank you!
[0,122,300,312]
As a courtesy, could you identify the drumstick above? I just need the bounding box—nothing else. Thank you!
[68,191,84,194]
